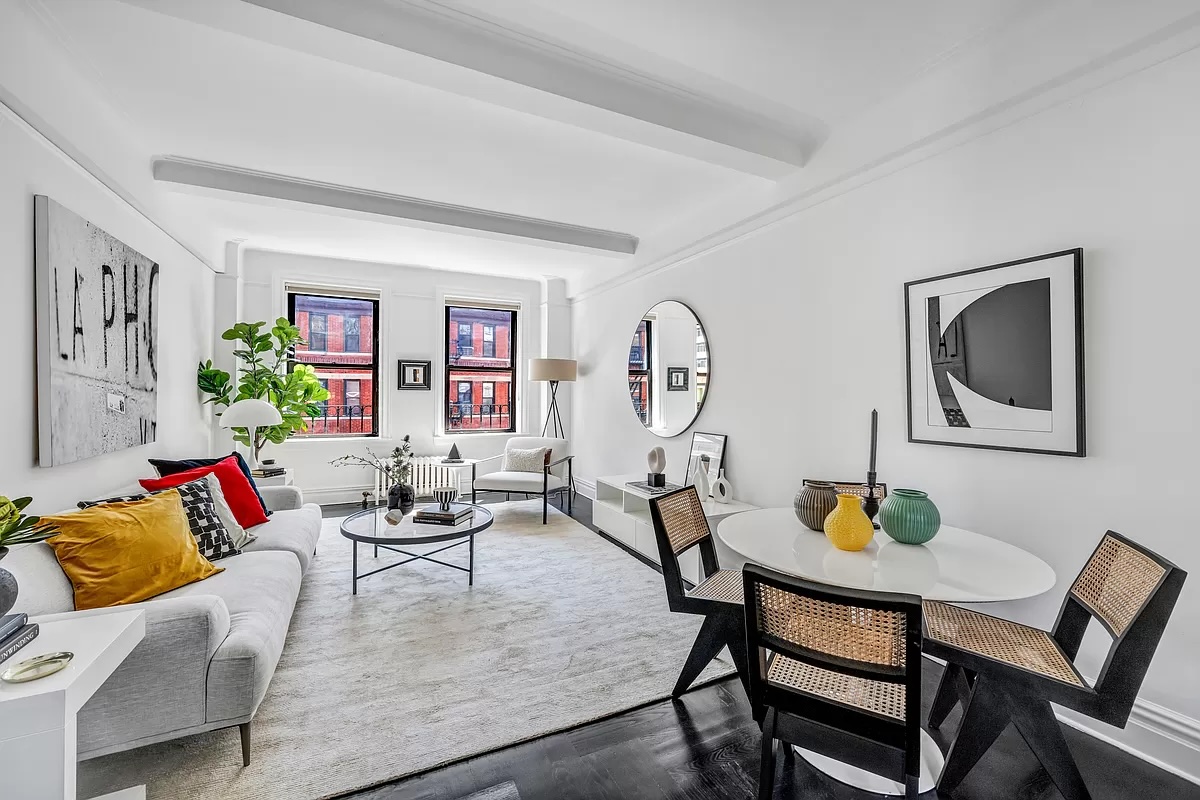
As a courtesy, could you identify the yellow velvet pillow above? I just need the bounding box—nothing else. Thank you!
[43,489,223,611]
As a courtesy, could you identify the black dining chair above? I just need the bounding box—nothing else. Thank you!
[925,530,1186,800]
[648,486,749,697]
[743,563,925,800]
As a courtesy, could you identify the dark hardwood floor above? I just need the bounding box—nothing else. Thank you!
[323,497,1198,800]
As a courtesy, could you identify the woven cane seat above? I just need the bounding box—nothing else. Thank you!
[768,654,907,721]
[687,570,744,604]
[924,601,1086,687]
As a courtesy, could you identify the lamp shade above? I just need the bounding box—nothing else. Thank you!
[220,398,283,428]
[529,358,577,382]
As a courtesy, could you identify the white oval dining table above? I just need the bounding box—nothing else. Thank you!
[716,507,1058,796]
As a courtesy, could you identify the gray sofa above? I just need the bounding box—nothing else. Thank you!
[5,485,322,765]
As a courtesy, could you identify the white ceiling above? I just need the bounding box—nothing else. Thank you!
[24,0,1065,291]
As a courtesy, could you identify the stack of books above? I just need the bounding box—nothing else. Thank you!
[0,613,39,665]
[414,503,474,526]
[251,466,287,479]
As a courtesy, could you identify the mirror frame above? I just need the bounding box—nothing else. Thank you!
[628,299,711,438]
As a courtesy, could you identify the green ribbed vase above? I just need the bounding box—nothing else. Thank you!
[879,488,941,545]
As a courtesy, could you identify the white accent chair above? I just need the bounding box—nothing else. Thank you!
[471,436,574,524]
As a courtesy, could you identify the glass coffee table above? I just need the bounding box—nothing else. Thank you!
[339,504,494,594]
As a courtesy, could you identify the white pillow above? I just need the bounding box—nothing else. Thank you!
[206,473,256,548]
[503,446,549,473]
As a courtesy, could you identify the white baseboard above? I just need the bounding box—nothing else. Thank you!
[574,477,596,500]
[1057,699,1200,786]
[303,484,375,506]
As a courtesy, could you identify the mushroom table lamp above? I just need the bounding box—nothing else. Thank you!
[219,398,283,468]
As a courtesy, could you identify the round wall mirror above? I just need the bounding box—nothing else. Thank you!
[627,301,709,437]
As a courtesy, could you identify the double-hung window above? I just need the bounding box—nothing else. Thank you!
[628,319,651,425]
[288,288,379,437]
[445,303,516,432]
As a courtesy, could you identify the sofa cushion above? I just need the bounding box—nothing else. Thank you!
[156,550,302,724]
[150,451,272,518]
[474,470,564,493]
[239,504,323,574]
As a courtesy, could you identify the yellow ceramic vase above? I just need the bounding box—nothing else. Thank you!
[823,493,875,552]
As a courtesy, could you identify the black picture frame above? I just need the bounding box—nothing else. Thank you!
[398,359,432,390]
[904,248,1085,457]
[666,366,689,391]
[683,431,726,489]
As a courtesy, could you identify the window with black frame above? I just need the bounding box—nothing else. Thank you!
[288,290,379,437]
[628,319,651,425]
[445,304,516,432]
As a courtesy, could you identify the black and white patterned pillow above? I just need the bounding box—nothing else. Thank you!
[79,478,241,561]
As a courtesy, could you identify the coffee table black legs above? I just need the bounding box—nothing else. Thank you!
[350,534,477,591]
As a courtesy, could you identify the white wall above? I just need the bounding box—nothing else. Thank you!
[573,46,1200,776]
[0,114,215,512]
[237,250,549,502]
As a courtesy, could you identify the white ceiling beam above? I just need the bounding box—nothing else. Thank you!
[152,156,639,255]
[116,0,818,179]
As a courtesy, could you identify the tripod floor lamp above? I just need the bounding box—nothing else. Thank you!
[529,358,576,438]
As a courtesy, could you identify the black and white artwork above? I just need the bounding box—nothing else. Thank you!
[35,196,159,467]
[905,249,1084,456]
[398,359,431,390]
[684,431,727,488]
[666,366,689,391]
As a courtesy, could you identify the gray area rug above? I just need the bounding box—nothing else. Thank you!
[79,500,734,799]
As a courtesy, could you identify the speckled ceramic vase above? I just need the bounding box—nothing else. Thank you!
[879,488,941,545]
[794,480,838,531]
[823,493,875,552]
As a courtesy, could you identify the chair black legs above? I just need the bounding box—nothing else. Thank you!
[673,614,727,697]
[938,678,1010,793]
[1009,694,1093,800]
[758,707,778,800]
[929,662,973,730]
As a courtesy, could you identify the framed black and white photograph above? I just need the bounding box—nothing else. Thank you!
[684,431,727,488]
[666,366,689,391]
[398,359,432,390]
[905,248,1084,456]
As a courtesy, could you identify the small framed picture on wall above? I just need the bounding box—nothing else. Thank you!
[666,366,689,391]
[398,360,432,390]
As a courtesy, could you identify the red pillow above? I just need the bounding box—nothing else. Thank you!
[141,456,269,529]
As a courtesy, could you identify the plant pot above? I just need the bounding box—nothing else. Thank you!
[879,488,941,545]
[794,480,838,531]
[0,546,17,617]
[823,493,875,552]
[387,483,416,514]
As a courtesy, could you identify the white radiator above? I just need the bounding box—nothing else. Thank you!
[372,456,463,501]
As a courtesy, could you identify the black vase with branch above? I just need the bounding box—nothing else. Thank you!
[331,436,415,513]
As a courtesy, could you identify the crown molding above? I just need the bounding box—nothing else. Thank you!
[153,156,638,254]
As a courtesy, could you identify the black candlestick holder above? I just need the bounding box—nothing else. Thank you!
[863,471,881,530]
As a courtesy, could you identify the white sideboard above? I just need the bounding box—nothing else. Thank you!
[593,474,756,583]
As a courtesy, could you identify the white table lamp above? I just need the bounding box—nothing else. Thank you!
[220,398,283,468]
[529,358,576,438]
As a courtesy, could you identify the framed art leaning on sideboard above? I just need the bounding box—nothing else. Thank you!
[904,248,1085,457]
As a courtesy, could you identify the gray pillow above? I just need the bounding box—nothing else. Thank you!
[503,446,549,473]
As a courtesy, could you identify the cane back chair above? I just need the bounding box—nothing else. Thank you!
[648,486,749,697]
[925,530,1186,800]
[743,564,925,799]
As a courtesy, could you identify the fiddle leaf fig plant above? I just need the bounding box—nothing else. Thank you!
[197,318,331,459]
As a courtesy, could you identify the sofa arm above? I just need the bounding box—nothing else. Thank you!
[259,485,304,512]
[61,596,233,757]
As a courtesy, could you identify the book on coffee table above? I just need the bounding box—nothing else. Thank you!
[414,503,474,525]
[0,613,27,643]
[0,622,39,665]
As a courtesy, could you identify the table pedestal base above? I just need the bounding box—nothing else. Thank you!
[794,729,943,796]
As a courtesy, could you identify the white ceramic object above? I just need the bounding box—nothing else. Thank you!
[647,446,666,475]
[712,469,733,504]
[691,461,711,499]
[715,507,1056,603]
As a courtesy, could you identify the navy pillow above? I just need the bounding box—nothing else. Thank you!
[149,451,273,517]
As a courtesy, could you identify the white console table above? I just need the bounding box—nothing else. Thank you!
[594,474,756,583]
[0,609,146,800]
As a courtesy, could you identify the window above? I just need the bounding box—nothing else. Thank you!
[289,290,379,437]
[482,324,495,358]
[446,304,516,431]
[628,319,651,425]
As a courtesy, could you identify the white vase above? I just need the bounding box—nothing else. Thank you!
[712,469,733,504]
[691,461,711,500]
